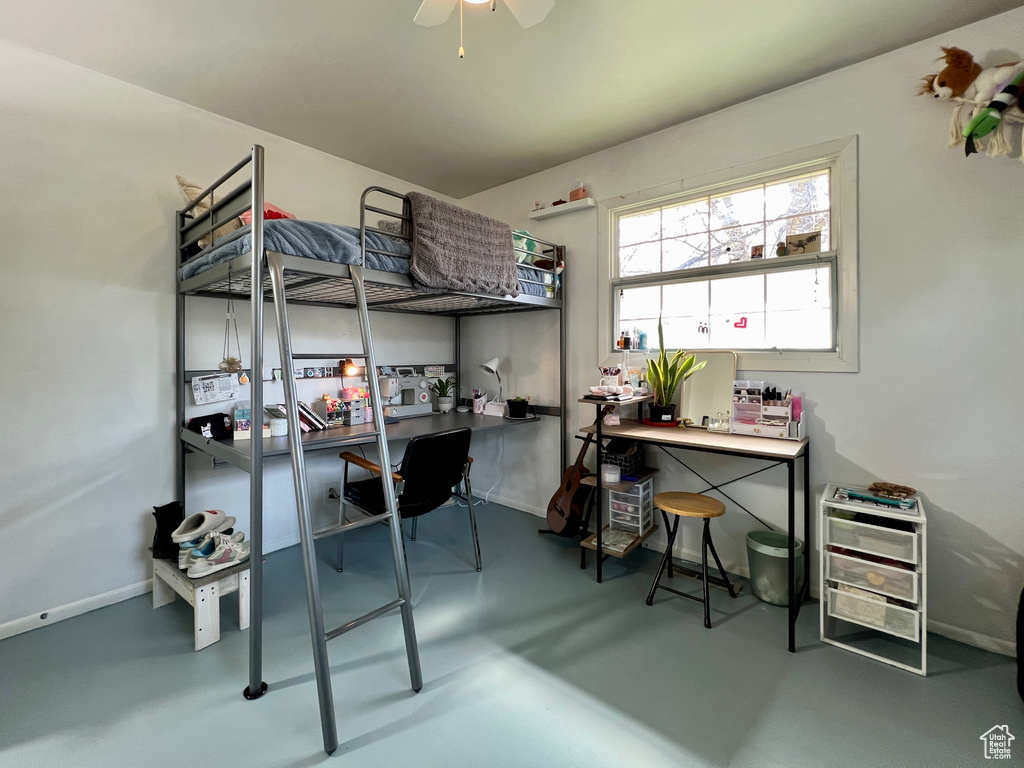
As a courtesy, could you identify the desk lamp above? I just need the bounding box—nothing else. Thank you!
[479,357,503,403]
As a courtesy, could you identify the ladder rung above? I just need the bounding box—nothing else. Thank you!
[325,599,405,641]
[313,512,390,540]
[291,353,366,360]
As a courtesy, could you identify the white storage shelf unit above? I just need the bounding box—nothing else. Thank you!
[819,483,927,675]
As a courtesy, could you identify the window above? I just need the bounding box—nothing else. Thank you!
[601,137,858,372]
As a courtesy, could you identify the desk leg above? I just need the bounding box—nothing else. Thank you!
[595,403,603,584]
[788,458,796,652]
[803,445,811,600]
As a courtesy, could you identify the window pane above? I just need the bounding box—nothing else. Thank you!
[710,311,766,349]
[766,267,831,311]
[662,234,708,271]
[618,210,661,247]
[663,280,709,318]
[619,241,661,276]
[662,200,709,238]
[765,308,832,349]
[767,213,830,253]
[618,285,662,322]
[711,274,764,315]
[710,224,765,266]
[765,171,830,220]
[663,316,711,350]
[709,186,764,230]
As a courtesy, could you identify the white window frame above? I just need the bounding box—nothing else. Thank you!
[598,136,859,373]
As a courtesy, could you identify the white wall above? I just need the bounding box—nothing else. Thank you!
[0,40,454,633]
[461,9,1024,653]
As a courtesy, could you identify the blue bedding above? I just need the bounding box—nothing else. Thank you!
[178,219,555,297]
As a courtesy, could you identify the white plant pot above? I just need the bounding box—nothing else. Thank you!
[437,396,454,413]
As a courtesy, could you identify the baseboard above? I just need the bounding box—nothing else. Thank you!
[661,546,1014,656]
[928,618,1016,658]
[0,579,153,641]
[474,492,545,518]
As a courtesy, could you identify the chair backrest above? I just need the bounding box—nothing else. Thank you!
[397,427,472,518]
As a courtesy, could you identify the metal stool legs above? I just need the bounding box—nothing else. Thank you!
[646,513,737,628]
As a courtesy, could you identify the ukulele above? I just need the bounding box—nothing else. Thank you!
[546,405,614,536]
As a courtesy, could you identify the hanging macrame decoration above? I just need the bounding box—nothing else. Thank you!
[219,272,248,383]
[919,47,1024,160]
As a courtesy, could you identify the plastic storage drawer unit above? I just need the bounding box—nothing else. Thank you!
[609,477,654,536]
[826,551,918,602]
[825,516,917,564]
[827,587,919,642]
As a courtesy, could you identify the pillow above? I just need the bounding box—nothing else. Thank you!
[240,202,297,225]
[176,175,243,249]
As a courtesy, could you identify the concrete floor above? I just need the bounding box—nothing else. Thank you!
[1,502,1020,768]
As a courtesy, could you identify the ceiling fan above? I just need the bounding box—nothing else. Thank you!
[414,0,555,29]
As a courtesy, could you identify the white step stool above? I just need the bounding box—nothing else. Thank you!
[152,557,250,651]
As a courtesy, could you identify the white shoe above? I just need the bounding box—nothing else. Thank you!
[171,510,236,543]
[188,538,251,578]
[178,530,245,570]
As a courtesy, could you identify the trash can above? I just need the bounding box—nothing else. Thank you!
[746,530,804,606]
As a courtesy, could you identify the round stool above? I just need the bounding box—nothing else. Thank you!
[645,492,737,628]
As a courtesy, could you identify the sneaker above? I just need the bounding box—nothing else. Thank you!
[187,538,251,578]
[178,530,243,570]
[171,510,236,543]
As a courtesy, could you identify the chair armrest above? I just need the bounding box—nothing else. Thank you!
[339,452,403,482]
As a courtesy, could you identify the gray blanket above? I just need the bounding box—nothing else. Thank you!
[407,192,519,298]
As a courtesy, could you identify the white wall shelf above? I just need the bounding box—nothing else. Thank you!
[528,197,596,220]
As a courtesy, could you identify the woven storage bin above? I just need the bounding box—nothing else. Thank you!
[603,439,645,475]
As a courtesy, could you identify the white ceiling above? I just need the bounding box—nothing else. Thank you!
[0,0,1018,197]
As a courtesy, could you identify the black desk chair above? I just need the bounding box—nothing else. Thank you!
[338,427,481,572]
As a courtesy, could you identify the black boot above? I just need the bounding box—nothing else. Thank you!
[152,501,184,560]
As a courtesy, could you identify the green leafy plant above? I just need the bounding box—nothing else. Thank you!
[428,376,455,397]
[646,317,706,407]
[509,396,529,403]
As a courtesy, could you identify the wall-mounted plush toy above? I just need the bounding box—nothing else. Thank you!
[964,70,1024,156]
[919,47,1024,159]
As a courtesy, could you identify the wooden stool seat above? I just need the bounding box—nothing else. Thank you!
[655,492,725,519]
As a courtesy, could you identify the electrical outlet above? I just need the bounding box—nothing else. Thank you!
[327,486,339,501]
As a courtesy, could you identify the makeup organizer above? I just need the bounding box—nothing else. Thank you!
[729,380,805,440]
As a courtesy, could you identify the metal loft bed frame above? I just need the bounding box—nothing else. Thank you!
[174,145,567,754]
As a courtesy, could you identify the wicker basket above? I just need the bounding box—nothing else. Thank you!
[603,439,645,475]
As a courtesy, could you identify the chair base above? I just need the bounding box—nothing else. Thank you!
[645,511,737,628]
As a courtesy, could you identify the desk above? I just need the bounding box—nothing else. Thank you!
[180,412,538,471]
[581,411,810,652]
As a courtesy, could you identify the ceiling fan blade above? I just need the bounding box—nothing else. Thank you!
[414,0,458,27]
[503,0,554,28]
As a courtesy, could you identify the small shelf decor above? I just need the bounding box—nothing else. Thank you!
[528,197,596,220]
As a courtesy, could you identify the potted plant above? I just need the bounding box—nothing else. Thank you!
[646,317,706,423]
[506,396,530,419]
[428,376,455,413]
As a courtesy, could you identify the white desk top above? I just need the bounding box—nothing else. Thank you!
[581,419,807,459]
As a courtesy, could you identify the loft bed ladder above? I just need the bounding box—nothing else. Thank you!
[266,255,423,755]
[176,145,422,756]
